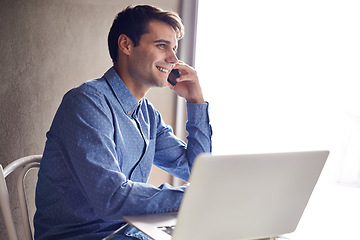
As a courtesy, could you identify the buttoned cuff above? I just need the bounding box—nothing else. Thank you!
[186,101,210,123]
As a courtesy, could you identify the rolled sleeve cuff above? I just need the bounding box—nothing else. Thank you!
[186,101,210,123]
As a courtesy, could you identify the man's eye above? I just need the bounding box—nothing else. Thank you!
[157,44,166,48]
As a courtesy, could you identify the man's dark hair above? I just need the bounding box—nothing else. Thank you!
[108,5,184,63]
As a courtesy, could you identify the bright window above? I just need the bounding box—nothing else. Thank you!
[196,0,360,238]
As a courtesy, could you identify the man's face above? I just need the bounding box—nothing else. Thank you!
[128,20,179,88]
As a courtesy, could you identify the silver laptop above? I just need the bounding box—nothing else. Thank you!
[124,150,329,240]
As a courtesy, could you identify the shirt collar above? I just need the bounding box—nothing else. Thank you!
[103,67,141,117]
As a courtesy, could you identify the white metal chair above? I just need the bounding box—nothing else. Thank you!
[0,155,42,240]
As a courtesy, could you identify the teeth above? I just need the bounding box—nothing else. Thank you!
[157,67,169,73]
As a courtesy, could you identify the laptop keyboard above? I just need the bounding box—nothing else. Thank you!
[158,225,176,236]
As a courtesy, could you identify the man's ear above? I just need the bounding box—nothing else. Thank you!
[118,34,132,56]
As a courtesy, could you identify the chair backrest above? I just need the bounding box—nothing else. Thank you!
[0,155,42,240]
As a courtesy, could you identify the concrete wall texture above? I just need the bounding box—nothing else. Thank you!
[0,0,181,238]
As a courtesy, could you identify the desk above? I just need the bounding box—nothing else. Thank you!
[104,225,292,240]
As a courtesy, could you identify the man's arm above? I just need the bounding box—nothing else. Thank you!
[153,101,212,180]
[156,62,212,179]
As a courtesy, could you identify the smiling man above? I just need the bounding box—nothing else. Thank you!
[34,5,212,240]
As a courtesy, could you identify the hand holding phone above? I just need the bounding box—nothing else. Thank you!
[167,69,181,86]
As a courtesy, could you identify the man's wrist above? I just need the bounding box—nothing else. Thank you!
[186,96,205,104]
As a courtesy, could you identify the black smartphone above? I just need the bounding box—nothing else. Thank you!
[167,69,181,86]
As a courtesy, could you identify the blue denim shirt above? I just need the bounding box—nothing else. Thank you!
[34,67,212,240]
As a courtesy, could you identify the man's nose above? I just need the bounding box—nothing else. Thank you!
[166,50,179,64]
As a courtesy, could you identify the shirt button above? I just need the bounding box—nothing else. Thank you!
[127,111,131,115]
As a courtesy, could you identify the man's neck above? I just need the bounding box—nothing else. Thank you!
[113,64,148,102]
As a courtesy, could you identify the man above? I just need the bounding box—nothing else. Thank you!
[34,5,212,240]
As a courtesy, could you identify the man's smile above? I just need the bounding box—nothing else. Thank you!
[156,66,170,73]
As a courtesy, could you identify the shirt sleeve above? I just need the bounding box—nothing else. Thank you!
[153,102,213,181]
[54,89,187,221]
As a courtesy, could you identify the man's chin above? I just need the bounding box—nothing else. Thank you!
[156,79,169,88]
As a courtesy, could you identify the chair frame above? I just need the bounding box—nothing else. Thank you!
[0,155,42,240]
